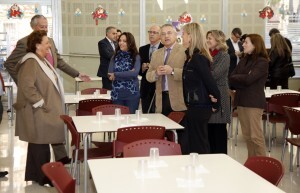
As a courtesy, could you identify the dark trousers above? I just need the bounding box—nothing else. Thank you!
[141,93,155,113]
[208,123,228,154]
[162,91,173,116]
[25,143,51,185]
[183,107,212,154]
[113,94,140,114]
[102,77,112,90]
[269,78,289,89]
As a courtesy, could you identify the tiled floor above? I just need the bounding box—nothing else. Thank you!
[0,105,300,193]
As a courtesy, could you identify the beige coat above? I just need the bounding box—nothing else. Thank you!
[146,43,187,113]
[14,53,65,144]
[4,36,79,84]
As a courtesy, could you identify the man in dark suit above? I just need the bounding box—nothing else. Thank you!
[97,26,117,90]
[4,15,91,165]
[269,28,292,51]
[226,28,243,77]
[139,25,163,113]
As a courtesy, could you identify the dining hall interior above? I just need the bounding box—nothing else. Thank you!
[0,0,300,193]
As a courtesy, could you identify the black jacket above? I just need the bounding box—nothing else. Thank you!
[182,49,220,110]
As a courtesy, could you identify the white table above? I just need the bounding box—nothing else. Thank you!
[293,107,300,111]
[88,154,285,193]
[75,76,142,93]
[4,82,14,124]
[265,89,300,98]
[72,113,184,193]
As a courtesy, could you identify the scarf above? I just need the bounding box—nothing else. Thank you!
[210,49,219,57]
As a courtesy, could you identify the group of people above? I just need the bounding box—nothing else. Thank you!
[1,13,294,186]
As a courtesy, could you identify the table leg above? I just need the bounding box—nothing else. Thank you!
[84,133,89,193]
[75,81,79,94]
[64,104,70,157]
[171,130,178,143]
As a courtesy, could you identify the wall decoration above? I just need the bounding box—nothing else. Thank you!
[34,3,39,14]
[259,6,274,19]
[166,16,172,24]
[118,8,125,16]
[75,8,82,16]
[7,3,24,19]
[91,5,108,25]
[241,9,248,17]
[178,11,192,24]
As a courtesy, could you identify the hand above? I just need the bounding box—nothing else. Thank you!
[78,73,91,82]
[209,94,218,103]
[108,73,115,81]
[212,108,217,112]
[156,65,165,76]
[235,50,242,57]
[164,65,173,75]
[142,63,149,73]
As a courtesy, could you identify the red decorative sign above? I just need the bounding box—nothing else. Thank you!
[259,6,274,19]
[92,5,108,25]
[7,3,24,19]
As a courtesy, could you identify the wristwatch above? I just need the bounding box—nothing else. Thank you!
[171,68,174,75]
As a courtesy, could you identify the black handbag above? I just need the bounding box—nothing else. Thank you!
[288,57,295,77]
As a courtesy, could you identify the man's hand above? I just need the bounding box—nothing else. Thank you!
[78,73,91,82]
[142,63,149,73]
[156,65,173,75]
[209,94,218,103]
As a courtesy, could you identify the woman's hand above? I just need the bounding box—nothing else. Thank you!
[108,73,115,81]
[209,94,218,103]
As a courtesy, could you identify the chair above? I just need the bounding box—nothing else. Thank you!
[244,156,284,186]
[123,139,182,157]
[60,115,112,183]
[91,104,130,143]
[81,87,107,94]
[113,125,166,157]
[227,90,240,146]
[263,93,300,152]
[42,162,75,193]
[76,99,112,116]
[92,104,130,115]
[282,107,300,172]
[165,111,185,142]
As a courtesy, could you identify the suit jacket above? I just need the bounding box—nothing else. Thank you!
[14,53,65,144]
[139,43,163,99]
[226,39,243,76]
[4,36,79,84]
[146,43,187,113]
[97,38,116,78]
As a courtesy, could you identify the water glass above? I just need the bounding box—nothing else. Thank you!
[149,148,159,163]
[107,90,111,96]
[189,153,199,166]
[277,85,282,91]
[96,111,102,121]
[135,109,141,120]
[115,108,121,118]
[95,89,100,95]
[265,87,270,92]
[138,159,148,177]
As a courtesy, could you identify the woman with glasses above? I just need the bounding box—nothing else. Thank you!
[206,30,230,154]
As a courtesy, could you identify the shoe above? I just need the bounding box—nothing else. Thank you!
[0,171,8,178]
[38,180,54,187]
[57,156,71,165]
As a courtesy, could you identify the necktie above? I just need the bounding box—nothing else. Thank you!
[162,48,171,91]
[149,45,155,60]
[111,41,115,51]
[45,50,54,66]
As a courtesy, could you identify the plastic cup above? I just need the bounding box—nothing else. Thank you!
[189,153,199,166]
[135,109,141,121]
[96,111,102,121]
[265,87,270,92]
[149,148,159,164]
[115,108,121,118]
[277,85,282,91]
[185,164,196,184]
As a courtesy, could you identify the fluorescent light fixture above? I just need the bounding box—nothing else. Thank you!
[184,0,189,4]
[157,0,163,10]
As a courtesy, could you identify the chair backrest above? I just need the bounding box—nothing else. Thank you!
[123,139,182,157]
[92,104,130,115]
[284,106,300,135]
[81,88,107,94]
[167,111,185,123]
[267,93,300,115]
[113,125,166,157]
[60,115,80,149]
[76,99,112,116]
[42,162,75,193]
[244,156,284,186]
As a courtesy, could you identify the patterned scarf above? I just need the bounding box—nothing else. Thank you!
[111,50,137,100]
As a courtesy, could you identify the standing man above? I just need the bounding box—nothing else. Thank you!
[226,28,243,78]
[4,14,91,164]
[139,25,163,113]
[97,26,117,90]
[146,24,186,116]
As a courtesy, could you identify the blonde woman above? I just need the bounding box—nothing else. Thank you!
[181,23,220,154]
[206,30,230,154]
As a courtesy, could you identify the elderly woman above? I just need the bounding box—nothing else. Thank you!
[108,32,140,113]
[14,30,65,186]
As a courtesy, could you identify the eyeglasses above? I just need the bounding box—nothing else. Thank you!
[148,31,159,35]
[161,31,173,36]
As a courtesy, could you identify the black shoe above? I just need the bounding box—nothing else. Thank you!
[57,156,71,165]
[38,180,54,187]
[0,171,8,178]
